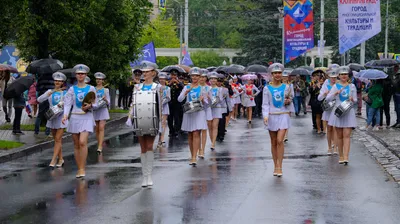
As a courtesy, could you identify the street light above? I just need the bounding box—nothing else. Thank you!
[172,0,184,64]
[278,7,284,65]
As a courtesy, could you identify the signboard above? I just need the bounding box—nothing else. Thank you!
[338,0,381,54]
[283,0,314,63]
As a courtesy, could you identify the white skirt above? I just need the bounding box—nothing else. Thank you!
[322,110,332,122]
[93,107,110,121]
[233,97,241,105]
[242,97,256,107]
[67,114,95,133]
[46,114,68,129]
[211,107,222,119]
[265,114,291,131]
[181,110,208,132]
[205,107,213,121]
[162,103,170,115]
[328,108,357,128]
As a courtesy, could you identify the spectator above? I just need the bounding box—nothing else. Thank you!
[393,72,400,128]
[380,76,393,128]
[361,80,383,131]
[28,80,38,117]
[1,71,13,122]
[35,73,52,136]
[293,75,307,116]
[12,74,26,135]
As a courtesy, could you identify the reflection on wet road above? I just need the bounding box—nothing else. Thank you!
[1,116,400,224]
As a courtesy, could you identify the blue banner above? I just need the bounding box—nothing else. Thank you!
[130,41,156,68]
[182,52,193,66]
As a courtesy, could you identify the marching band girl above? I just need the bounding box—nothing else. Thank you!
[62,64,97,178]
[262,63,292,177]
[318,70,338,155]
[208,72,224,150]
[326,66,357,165]
[127,61,161,187]
[242,76,260,123]
[157,73,171,147]
[37,72,67,168]
[178,67,208,166]
[93,72,110,154]
[231,76,242,120]
[199,70,212,158]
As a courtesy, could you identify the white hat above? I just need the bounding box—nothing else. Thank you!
[189,67,201,76]
[232,75,238,79]
[270,63,284,73]
[85,76,91,83]
[140,61,158,72]
[282,69,292,77]
[328,69,338,77]
[337,66,350,74]
[158,72,168,79]
[73,64,90,74]
[94,72,106,79]
[201,69,209,77]
[208,72,219,79]
[52,72,67,81]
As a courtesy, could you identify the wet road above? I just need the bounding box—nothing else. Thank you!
[1,115,400,224]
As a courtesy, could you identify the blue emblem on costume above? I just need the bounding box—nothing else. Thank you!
[267,84,286,108]
[73,85,90,109]
[96,88,105,99]
[162,86,169,98]
[142,84,153,91]
[51,91,64,106]
[336,83,350,101]
[188,86,201,102]
[211,87,218,97]
[327,80,332,91]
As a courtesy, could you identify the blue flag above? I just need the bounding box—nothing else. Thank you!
[182,52,193,66]
[130,41,156,68]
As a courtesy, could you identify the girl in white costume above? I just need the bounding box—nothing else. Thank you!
[242,78,260,123]
[318,70,338,155]
[62,64,97,178]
[262,63,292,177]
[325,66,357,165]
[178,67,208,166]
[199,69,212,158]
[37,72,68,168]
[230,76,242,120]
[93,72,110,153]
[208,72,224,150]
[157,73,171,147]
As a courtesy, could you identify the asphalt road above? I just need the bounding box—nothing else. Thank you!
[0,115,400,224]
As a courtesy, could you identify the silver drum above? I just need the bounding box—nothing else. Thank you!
[183,100,203,114]
[322,99,336,111]
[132,90,159,136]
[45,105,64,121]
[334,100,353,118]
[211,97,219,108]
[94,99,108,111]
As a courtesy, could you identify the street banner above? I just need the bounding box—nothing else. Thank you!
[338,0,381,54]
[283,0,314,63]
[130,41,156,68]
[182,52,193,66]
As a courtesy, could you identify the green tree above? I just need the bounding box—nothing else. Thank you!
[191,50,228,68]
[139,14,180,48]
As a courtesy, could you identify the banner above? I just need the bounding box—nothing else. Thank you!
[130,41,156,68]
[338,0,381,54]
[283,0,314,63]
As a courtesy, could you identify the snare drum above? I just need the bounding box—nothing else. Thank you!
[183,100,203,114]
[45,105,64,121]
[211,97,219,108]
[132,89,159,136]
[94,99,108,111]
[334,100,353,118]
[322,99,336,111]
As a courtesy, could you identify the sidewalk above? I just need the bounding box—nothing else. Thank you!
[0,108,128,163]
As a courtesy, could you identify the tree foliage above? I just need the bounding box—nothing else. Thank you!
[139,14,180,48]
[191,50,228,68]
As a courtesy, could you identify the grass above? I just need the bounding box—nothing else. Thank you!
[0,124,46,132]
[0,140,24,150]
[109,109,128,113]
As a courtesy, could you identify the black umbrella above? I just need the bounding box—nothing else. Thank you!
[57,68,74,78]
[161,65,186,74]
[245,64,268,73]
[3,76,34,99]
[291,68,310,76]
[347,63,365,72]
[365,59,400,68]
[229,64,246,71]
[299,66,314,72]
[26,59,63,75]
[215,66,228,73]
[224,66,244,74]
[206,66,216,72]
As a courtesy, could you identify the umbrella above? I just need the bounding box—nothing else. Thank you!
[241,74,258,80]
[3,76,35,99]
[283,69,293,76]
[291,68,310,76]
[58,68,74,78]
[0,64,18,73]
[161,65,186,74]
[176,64,190,73]
[229,64,246,71]
[245,64,268,73]
[215,66,228,73]
[224,66,244,74]
[365,59,400,68]
[328,64,340,71]
[357,69,388,80]
[348,63,365,72]
[206,66,216,72]
[299,66,314,72]
[26,59,63,75]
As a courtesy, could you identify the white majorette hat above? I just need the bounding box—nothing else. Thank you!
[189,67,201,76]
[94,72,106,79]
[74,64,90,74]
[201,69,209,77]
[282,69,292,77]
[337,66,350,74]
[52,72,67,81]
[85,76,91,83]
[328,69,339,77]
[208,71,219,79]
[232,75,238,79]
[140,61,158,72]
[158,72,168,79]
[269,63,284,73]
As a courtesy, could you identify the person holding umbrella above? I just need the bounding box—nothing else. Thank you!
[241,74,260,123]
[157,73,171,147]
[11,74,25,135]
[360,79,383,131]
[262,63,292,177]
[37,72,68,167]
[326,66,358,165]
[93,72,110,153]
[62,64,97,178]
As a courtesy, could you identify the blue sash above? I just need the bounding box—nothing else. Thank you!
[142,84,153,91]
[211,87,218,98]
[96,88,105,99]
[73,85,91,109]
[51,91,65,106]
[326,80,332,91]
[187,86,201,102]
[162,86,169,98]
[336,83,350,101]
[267,84,286,108]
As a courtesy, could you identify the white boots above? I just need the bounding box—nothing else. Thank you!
[140,151,154,188]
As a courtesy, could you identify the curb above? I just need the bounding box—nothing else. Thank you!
[0,116,128,164]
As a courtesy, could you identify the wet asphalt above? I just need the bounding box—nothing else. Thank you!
[0,115,400,224]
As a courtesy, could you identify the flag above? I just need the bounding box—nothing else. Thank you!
[130,41,156,68]
[182,52,193,66]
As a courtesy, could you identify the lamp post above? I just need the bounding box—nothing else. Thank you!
[384,0,389,59]
[278,7,284,65]
[319,0,325,67]
[173,0,184,64]
[184,0,189,48]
